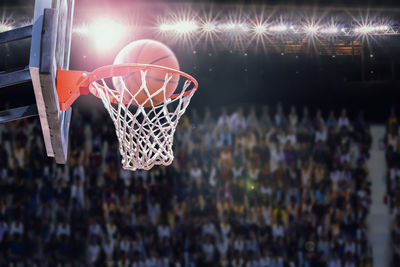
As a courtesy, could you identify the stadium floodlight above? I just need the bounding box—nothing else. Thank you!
[88,18,128,51]
[218,22,248,33]
[355,25,375,34]
[305,25,319,34]
[269,24,288,32]
[354,25,389,34]
[202,22,217,32]
[158,20,198,35]
[159,23,173,32]
[173,20,199,34]
[0,23,12,33]
[0,16,15,33]
[375,25,389,31]
[320,26,338,34]
[73,25,90,35]
[237,23,249,32]
[218,22,236,31]
[254,24,267,34]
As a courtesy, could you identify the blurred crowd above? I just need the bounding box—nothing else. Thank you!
[385,107,400,267]
[0,104,373,266]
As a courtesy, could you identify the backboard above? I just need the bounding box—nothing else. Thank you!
[29,0,74,164]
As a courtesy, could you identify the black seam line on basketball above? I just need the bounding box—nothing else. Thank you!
[133,74,141,88]
[135,41,149,63]
[148,55,172,65]
[146,75,178,84]
[121,71,141,88]
[122,54,172,81]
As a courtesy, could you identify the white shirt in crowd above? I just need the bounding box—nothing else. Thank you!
[217,239,229,259]
[56,222,71,237]
[259,256,271,267]
[89,222,102,236]
[148,202,161,225]
[285,134,297,145]
[330,170,342,190]
[340,153,351,164]
[232,166,243,179]
[71,181,85,206]
[72,165,85,182]
[157,224,171,240]
[272,224,284,239]
[9,221,23,235]
[208,166,217,187]
[220,222,231,240]
[261,185,272,197]
[328,259,342,267]
[338,116,350,128]
[344,240,356,254]
[145,257,158,267]
[262,207,272,226]
[315,128,327,143]
[190,167,202,182]
[119,239,130,253]
[202,242,215,262]
[270,146,284,172]
[103,239,115,260]
[88,243,100,264]
[106,222,117,240]
[233,239,245,252]
[202,222,216,236]
[217,115,231,129]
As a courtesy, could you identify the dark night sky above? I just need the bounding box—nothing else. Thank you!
[1,0,400,122]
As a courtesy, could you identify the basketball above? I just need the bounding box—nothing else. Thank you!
[112,39,180,107]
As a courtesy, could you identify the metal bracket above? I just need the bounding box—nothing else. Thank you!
[0,105,38,123]
[0,67,31,88]
[0,25,32,45]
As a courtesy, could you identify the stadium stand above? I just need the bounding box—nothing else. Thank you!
[0,105,372,266]
[385,107,400,267]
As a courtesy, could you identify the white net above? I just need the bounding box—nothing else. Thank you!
[90,69,196,171]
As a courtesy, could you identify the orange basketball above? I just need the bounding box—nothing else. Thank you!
[112,39,180,107]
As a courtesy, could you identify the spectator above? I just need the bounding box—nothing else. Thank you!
[0,105,372,265]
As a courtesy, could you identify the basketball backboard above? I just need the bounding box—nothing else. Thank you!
[29,0,74,164]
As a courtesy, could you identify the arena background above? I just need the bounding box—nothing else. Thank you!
[1,0,400,121]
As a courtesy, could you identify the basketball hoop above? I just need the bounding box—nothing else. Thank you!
[56,64,198,170]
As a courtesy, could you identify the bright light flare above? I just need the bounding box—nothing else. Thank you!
[218,22,248,33]
[73,25,89,35]
[0,16,14,33]
[355,25,389,34]
[269,25,288,32]
[159,23,173,32]
[89,18,128,51]
[174,20,198,34]
[254,24,267,34]
[0,23,12,32]
[202,22,217,33]
[375,25,389,31]
[159,20,198,34]
[320,26,338,34]
[355,25,375,34]
[219,23,236,31]
[305,25,319,34]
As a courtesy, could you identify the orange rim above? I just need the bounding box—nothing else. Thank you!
[85,64,198,104]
